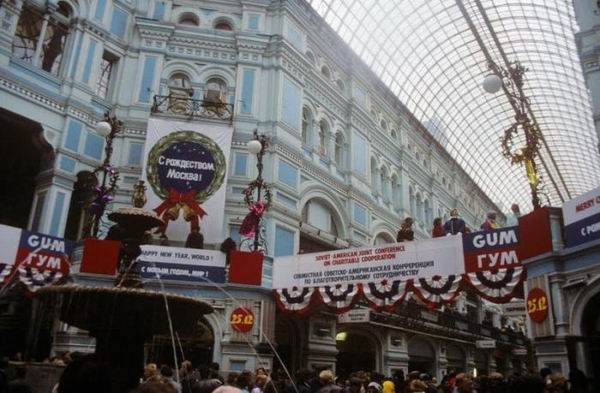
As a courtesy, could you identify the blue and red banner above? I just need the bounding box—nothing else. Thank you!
[0,224,74,292]
[562,186,600,248]
[463,226,520,272]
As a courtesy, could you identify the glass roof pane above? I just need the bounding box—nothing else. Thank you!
[307,0,600,211]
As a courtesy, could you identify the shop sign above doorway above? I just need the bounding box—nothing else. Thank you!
[338,308,371,323]
[475,340,496,349]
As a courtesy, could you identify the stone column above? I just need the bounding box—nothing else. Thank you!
[383,331,409,376]
[304,315,338,372]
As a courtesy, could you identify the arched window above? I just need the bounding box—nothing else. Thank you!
[302,199,338,236]
[204,77,227,103]
[391,174,401,208]
[169,73,192,90]
[381,167,390,201]
[416,193,424,223]
[214,19,233,31]
[168,73,192,113]
[12,1,73,75]
[321,65,331,79]
[380,119,388,130]
[306,51,316,65]
[371,158,380,195]
[409,187,416,217]
[302,107,312,146]
[374,233,395,245]
[424,199,432,226]
[64,171,97,241]
[334,132,345,168]
[336,80,345,91]
[391,129,397,140]
[318,120,328,156]
[178,13,199,26]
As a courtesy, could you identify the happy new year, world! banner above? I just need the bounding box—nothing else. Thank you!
[137,245,226,284]
[142,117,233,244]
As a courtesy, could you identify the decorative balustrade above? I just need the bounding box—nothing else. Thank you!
[151,95,233,121]
[368,301,528,346]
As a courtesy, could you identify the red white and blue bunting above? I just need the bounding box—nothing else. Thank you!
[318,284,360,313]
[465,267,525,303]
[0,264,12,284]
[362,280,408,310]
[18,266,65,293]
[0,224,73,294]
[273,227,526,314]
[412,275,462,306]
[274,269,525,313]
[273,287,315,314]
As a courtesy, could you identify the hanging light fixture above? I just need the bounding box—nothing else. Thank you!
[482,73,503,94]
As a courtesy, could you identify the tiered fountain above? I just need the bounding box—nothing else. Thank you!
[36,181,213,393]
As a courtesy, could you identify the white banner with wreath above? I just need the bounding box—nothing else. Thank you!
[142,117,233,243]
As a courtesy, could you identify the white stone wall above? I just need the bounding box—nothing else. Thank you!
[0,0,500,249]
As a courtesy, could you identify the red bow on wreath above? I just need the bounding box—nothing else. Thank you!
[239,201,266,238]
[154,189,207,218]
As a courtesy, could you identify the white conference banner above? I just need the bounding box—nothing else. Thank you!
[272,235,464,289]
[142,117,233,244]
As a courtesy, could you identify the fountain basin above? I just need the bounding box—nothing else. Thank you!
[36,284,214,393]
[36,284,213,335]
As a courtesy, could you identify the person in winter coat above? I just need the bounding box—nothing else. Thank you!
[443,209,467,235]
[397,217,415,242]
[431,218,444,238]
[480,211,499,231]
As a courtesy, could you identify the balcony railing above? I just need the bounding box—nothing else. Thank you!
[151,95,233,121]
[368,300,528,346]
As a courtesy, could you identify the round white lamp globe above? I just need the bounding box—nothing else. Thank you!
[247,139,262,154]
[96,121,112,137]
[482,73,503,94]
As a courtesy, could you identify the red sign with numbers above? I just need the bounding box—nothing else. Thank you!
[230,307,255,333]
[527,288,549,323]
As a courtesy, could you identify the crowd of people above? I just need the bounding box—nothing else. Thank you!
[396,205,520,243]
[0,350,592,393]
[132,363,588,393]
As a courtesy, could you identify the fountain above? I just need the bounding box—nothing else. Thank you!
[35,180,214,393]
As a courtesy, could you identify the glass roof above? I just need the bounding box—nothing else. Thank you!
[307,0,600,212]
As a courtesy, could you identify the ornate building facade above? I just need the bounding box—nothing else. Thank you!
[574,0,600,153]
[0,0,526,379]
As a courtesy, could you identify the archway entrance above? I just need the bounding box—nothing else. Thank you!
[274,314,303,375]
[493,350,508,375]
[336,331,376,373]
[579,290,600,391]
[146,317,214,368]
[0,108,53,228]
[446,344,465,373]
[474,350,489,376]
[408,337,436,375]
[64,171,97,241]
